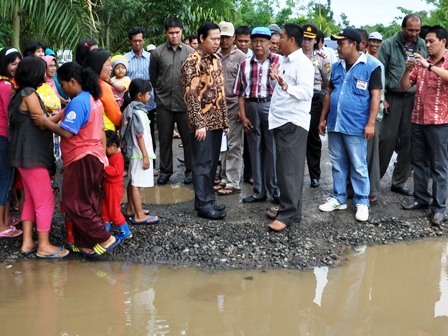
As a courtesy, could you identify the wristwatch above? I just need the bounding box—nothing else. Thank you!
[428,63,435,72]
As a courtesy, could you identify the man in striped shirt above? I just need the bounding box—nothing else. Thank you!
[124,27,156,150]
[234,27,281,204]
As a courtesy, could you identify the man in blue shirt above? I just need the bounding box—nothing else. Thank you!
[318,29,382,222]
[124,27,156,151]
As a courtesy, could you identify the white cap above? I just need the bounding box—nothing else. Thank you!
[146,44,156,52]
[368,32,382,41]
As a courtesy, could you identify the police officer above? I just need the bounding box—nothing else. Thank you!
[302,23,331,188]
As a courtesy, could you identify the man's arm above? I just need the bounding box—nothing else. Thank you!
[414,52,448,82]
[181,56,206,140]
[365,89,380,139]
[318,88,333,135]
[149,51,158,89]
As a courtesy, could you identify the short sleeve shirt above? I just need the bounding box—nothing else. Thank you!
[60,91,91,135]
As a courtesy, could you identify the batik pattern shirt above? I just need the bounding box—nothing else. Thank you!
[181,47,229,132]
[409,50,448,125]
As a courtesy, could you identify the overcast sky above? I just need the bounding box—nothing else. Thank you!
[326,0,433,27]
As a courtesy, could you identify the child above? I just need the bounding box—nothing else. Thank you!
[121,78,159,225]
[102,130,132,240]
[106,55,130,107]
[9,56,67,258]
[31,62,121,257]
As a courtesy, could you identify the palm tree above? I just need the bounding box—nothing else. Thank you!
[1,0,98,51]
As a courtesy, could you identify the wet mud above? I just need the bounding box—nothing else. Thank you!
[0,136,447,270]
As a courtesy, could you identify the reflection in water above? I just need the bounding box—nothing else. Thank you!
[1,240,448,334]
[121,184,194,205]
[435,242,448,317]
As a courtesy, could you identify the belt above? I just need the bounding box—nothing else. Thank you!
[247,97,271,103]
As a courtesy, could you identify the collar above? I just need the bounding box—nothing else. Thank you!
[399,31,417,46]
[217,45,239,57]
[340,52,366,69]
[427,49,448,64]
[129,49,150,58]
[197,46,217,59]
[284,48,302,62]
[251,51,275,64]
[167,42,183,50]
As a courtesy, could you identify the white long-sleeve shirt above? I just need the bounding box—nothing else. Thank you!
[269,48,314,131]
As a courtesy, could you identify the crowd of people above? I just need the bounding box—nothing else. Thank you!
[0,12,446,259]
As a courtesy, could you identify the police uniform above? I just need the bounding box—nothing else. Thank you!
[306,49,330,185]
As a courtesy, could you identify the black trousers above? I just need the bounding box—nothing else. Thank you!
[274,122,308,226]
[157,108,191,176]
[191,129,222,214]
[306,92,324,180]
[411,123,448,213]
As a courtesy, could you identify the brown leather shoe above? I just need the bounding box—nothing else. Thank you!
[431,212,444,226]
[268,220,287,231]
[266,210,277,219]
[402,201,425,210]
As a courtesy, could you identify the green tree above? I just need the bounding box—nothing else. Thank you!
[0,0,98,51]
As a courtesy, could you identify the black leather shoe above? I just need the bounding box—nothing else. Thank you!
[157,175,170,185]
[177,157,185,164]
[431,212,445,226]
[183,173,193,185]
[242,196,267,203]
[213,204,226,211]
[198,210,226,220]
[391,185,413,196]
[310,179,320,188]
[402,201,425,210]
[431,212,444,226]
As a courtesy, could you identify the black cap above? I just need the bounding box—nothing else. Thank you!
[303,24,318,39]
[330,28,361,44]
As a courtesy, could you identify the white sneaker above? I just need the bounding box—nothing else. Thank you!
[355,204,369,221]
[319,197,347,212]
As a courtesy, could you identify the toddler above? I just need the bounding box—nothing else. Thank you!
[102,130,132,240]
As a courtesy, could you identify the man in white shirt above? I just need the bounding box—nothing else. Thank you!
[267,23,314,231]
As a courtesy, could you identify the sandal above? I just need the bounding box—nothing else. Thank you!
[213,182,226,191]
[217,186,241,196]
[0,226,22,238]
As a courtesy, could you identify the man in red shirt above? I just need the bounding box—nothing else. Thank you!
[400,25,448,226]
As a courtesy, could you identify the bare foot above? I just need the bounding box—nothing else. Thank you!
[100,235,116,249]
[21,241,38,254]
[37,245,69,257]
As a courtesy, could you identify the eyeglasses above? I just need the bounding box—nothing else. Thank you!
[131,39,144,44]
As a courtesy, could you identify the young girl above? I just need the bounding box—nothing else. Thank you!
[31,62,121,257]
[9,56,67,258]
[106,55,130,107]
[121,78,159,225]
[102,130,132,240]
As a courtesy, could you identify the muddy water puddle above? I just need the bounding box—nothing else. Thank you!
[122,183,194,205]
[1,240,448,335]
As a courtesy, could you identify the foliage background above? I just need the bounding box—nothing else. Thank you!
[0,0,438,54]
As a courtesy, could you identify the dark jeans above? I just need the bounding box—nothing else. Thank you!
[411,123,448,213]
[157,108,191,176]
[274,122,307,226]
[191,129,222,214]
